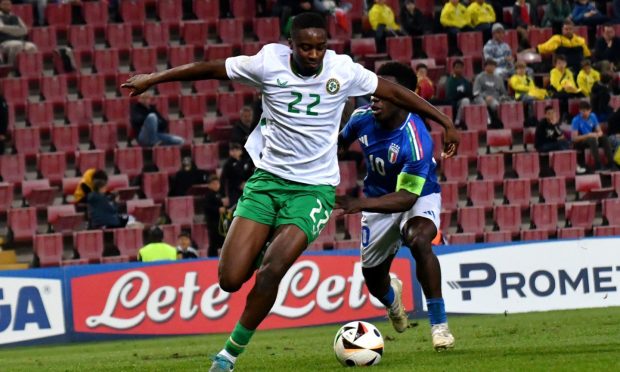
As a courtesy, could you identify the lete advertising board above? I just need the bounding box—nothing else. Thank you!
[0,277,66,345]
[70,255,414,335]
[435,238,620,314]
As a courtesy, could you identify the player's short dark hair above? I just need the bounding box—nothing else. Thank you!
[544,105,554,112]
[207,174,219,183]
[563,19,574,27]
[452,59,464,68]
[92,170,108,192]
[376,62,418,91]
[484,59,497,66]
[148,226,164,243]
[178,231,191,239]
[416,63,428,71]
[579,100,591,110]
[230,142,243,150]
[291,12,326,38]
[555,54,567,62]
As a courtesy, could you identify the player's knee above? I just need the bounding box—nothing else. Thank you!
[218,270,244,293]
[403,229,433,256]
[254,264,284,292]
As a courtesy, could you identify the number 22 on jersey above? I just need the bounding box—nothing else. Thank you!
[287,91,320,116]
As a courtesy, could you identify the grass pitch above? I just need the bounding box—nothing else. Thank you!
[2,307,619,371]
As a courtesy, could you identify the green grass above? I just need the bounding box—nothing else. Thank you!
[2,307,620,371]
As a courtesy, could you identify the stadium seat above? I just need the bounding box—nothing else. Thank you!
[143,22,170,49]
[217,18,243,46]
[593,226,620,237]
[61,177,80,202]
[30,26,58,54]
[106,24,133,51]
[350,38,379,57]
[8,207,37,242]
[477,154,505,182]
[523,127,536,151]
[217,92,245,118]
[612,172,620,196]
[37,152,66,184]
[557,227,586,239]
[114,148,144,178]
[66,99,93,126]
[447,233,476,245]
[194,80,220,97]
[34,233,63,267]
[192,143,219,172]
[168,119,194,144]
[565,202,596,229]
[16,52,43,79]
[422,34,448,64]
[181,21,208,47]
[493,205,522,234]
[75,150,105,175]
[254,17,280,43]
[441,155,469,184]
[314,217,337,249]
[0,154,25,185]
[205,43,234,60]
[539,176,566,204]
[457,206,485,236]
[72,230,104,263]
[78,74,106,102]
[83,1,109,28]
[166,196,195,226]
[520,229,549,241]
[231,0,256,22]
[498,102,525,132]
[13,127,41,157]
[113,227,144,260]
[94,49,120,75]
[242,41,263,56]
[337,161,358,195]
[152,145,182,176]
[157,0,182,23]
[161,224,182,246]
[127,199,162,225]
[486,129,513,153]
[440,210,452,230]
[47,205,85,233]
[484,231,512,243]
[120,0,146,26]
[104,98,131,123]
[430,132,443,160]
[12,3,33,27]
[602,199,620,226]
[41,75,68,104]
[457,31,484,61]
[528,27,553,49]
[142,172,170,202]
[193,0,219,26]
[467,179,495,209]
[0,182,13,213]
[1,78,28,106]
[386,36,412,62]
[440,181,459,211]
[462,104,490,133]
[131,47,157,73]
[575,174,614,200]
[456,130,479,160]
[503,179,531,208]
[343,213,362,241]
[529,203,558,234]
[533,99,559,120]
[27,101,54,130]
[90,124,118,152]
[549,150,577,179]
[22,179,55,208]
[504,29,519,53]
[169,45,196,67]
[180,94,208,118]
[191,223,210,251]
[512,152,540,181]
[68,25,95,52]
[44,3,71,28]
[327,15,352,41]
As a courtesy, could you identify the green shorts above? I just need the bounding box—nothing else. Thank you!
[234,169,336,244]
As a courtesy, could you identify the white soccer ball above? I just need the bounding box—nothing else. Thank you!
[333,321,384,367]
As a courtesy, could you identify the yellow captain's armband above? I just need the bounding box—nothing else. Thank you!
[396,173,425,196]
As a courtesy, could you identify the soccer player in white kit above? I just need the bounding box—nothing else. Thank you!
[122,13,459,371]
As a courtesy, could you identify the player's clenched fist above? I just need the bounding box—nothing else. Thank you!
[121,74,155,97]
[335,195,363,214]
[442,127,460,159]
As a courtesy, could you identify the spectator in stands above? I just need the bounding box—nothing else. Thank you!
[572,100,616,171]
[593,24,620,65]
[74,168,97,205]
[415,64,434,101]
[138,226,177,262]
[368,0,402,53]
[591,73,614,122]
[467,0,495,41]
[577,59,601,97]
[571,0,608,27]
[176,231,199,259]
[483,23,514,79]
[169,156,209,197]
[440,0,471,56]
[231,106,255,145]
[130,92,184,147]
[550,54,583,120]
[446,59,472,128]
[537,20,591,74]
[542,0,571,34]
[204,175,226,257]
[509,61,548,126]
[512,0,538,50]
[473,59,507,128]
[0,94,7,155]
[87,170,134,229]
[400,0,430,38]
[535,105,570,152]
[0,0,37,65]
[221,143,253,207]
[275,1,315,36]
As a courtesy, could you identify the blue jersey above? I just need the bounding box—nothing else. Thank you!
[340,107,441,198]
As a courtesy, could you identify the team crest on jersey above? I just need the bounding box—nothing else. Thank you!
[388,143,400,164]
[326,78,340,95]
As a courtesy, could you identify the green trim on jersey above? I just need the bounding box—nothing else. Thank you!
[396,172,425,196]
[404,124,420,161]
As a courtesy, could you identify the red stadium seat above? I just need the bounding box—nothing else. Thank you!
[1,78,28,106]
[602,199,620,226]
[483,231,512,243]
[486,129,513,153]
[161,224,182,246]
[523,127,536,150]
[386,36,412,61]
[73,230,104,263]
[131,47,157,73]
[68,25,95,51]
[440,181,459,211]
[83,1,109,27]
[153,146,182,175]
[447,233,476,245]
[440,210,453,231]
[351,38,381,57]
[457,206,485,236]
[422,34,449,64]
[205,44,234,60]
[142,172,170,202]
[106,24,133,51]
[61,177,80,200]
[113,227,144,260]
[104,98,131,123]
[503,179,531,207]
[192,143,219,172]
[254,17,280,43]
[76,150,105,175]
[539,176,566,204]
[467,180,495,209]
[593,226,620,237]
[37,152,67,184]
[193,0,219,26]
[549,150,577,179]
[13,127,41,157]
[169,45,196,67]
[575,174,614,200]
[114,148,144,178]
[41,75,68,104]
[441,155,469,184]
[27,101,54,129]
[0,154,25,185]
[217,18,243,46]
[231,0,256,22]
[314,217,337,248]
[520,229,549,241]
[180,94,208,118]
[45,3,71,27]
[242,41,263,56]
[30,26,57,54]
[78,74,106,102]
[344,213,362,241]
[613,172,620,196]
[565,202,596,229]
[181,21,209,47]
[337,161,358,195]
[157,0,182,23]
[12,4,33,27]
[504,29,519,53]
[166,196,195,226]
[0,182,13,213]
[168,119,194,144]
[557,227,585,239]
[528,27,553,49]
[8,207,37,242]
[144,22,170,49]
[94,49,120,75]
[493,205,522,234]
[512,152,540,180]
[34,233,64,267]
[48,204,85,233]
[457,31,484,61]
[120,0,146,26]
[477,154,505,182]
[498,102,525,132]
[66,99,93,126]
[16,52,43,79]
[192,223,210,251]
[127,199,162,225]
[217,92,245,118]
[22,179,55,208]
[430,132,443,161]
[462,104,489,133]
[90,124,118,152]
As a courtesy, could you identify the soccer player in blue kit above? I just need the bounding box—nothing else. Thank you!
[337,62,455,351]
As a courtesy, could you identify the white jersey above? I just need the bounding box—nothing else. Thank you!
[225,43,378,186]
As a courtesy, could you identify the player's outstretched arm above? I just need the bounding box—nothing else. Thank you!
[121,61,229,96]
[336,191,418,214]
[373,77,459,158]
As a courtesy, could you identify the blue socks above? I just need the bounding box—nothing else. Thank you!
[380,285,395,307]
[426,298,447,325]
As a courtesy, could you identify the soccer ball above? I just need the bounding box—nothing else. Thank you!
[333,321,384,367]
